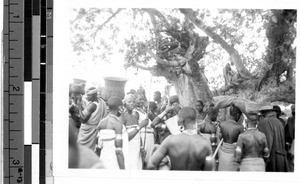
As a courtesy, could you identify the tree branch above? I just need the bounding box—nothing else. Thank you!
[133,63,153,71]
[146,11,161,51]
[90,8,123,39]
[142,9,170,27]
[180,8,252,79]
[141,43,185,67]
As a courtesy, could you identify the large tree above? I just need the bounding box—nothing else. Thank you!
[70,8,296,106]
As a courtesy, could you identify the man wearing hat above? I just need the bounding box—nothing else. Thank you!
[273,105,286,127]
[77,87,107,151]
[285,104,295,172]
[235,112,270,171]
[257,104,288,172]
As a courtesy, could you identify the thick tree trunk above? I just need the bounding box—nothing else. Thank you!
[260,10,296,87]
[171,72,213,107]
[172,74,196,106]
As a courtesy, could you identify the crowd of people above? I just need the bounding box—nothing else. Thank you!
[68,81,295,172]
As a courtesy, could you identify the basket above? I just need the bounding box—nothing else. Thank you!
[101,77,128,100]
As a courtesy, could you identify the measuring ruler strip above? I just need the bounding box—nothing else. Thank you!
[45,0,53,182]
[3,0,25,184]
[3,1,52,184]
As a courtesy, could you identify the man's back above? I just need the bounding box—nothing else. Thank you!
[237,129,267,158]
[220,120,244,143]
[199,119,217,134]
[166,134,211,170]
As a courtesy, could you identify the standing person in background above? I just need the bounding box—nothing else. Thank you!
[285,104,295,172]
[195,100,207,123]
[147,101,161,145]
[235,112,270,172]
[151,95,182,144]
[120,94,149,170]
[77,87,107,151]
[153,91,163,114]
[147,101,158,121]
[218,105,244,171]
[273,105,286,127]
[257,105,288,172]
[69,84,83,132]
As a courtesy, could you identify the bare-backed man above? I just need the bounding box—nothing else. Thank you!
[198,104,219,153]
[218,105,244,171]
[235,112,270,171]
[147,107,213,170]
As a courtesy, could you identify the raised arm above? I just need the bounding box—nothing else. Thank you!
[151,104,173,128]
[77,101,97,123]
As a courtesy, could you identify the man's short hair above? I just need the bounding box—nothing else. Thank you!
[178,107,196,121]
[169,95,179,104]
[148,101,157,111]
[154,91,161,97]
[107,96,123,110]
[229,105,242,117]
[246,111,259,121]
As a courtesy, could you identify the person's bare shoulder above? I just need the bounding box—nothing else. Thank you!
[237,131,249,142]
[256,130,267,139]
[193,134,210,147]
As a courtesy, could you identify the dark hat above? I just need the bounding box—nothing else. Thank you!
[273,105,285,116]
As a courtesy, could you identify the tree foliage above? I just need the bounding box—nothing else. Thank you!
[70,8,296,104]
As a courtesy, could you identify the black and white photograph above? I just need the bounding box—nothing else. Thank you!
[53,0,299,183]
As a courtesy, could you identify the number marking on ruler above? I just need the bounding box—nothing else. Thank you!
[3,1,25,184]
